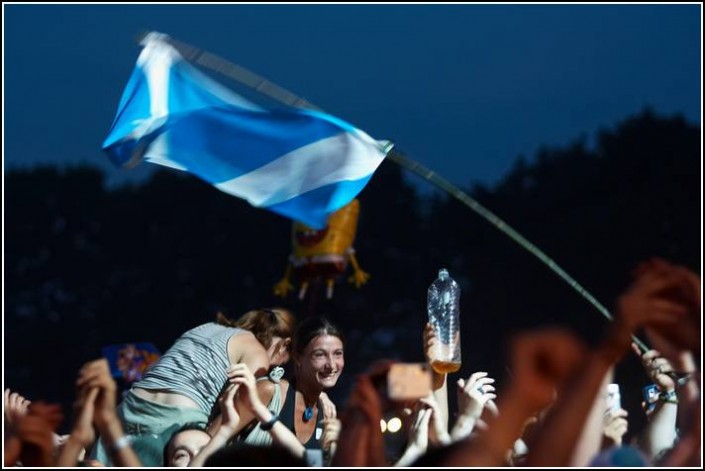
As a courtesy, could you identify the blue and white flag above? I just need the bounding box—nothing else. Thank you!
[103,33,393,229]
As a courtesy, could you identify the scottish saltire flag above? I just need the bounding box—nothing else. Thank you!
[102,33,393,229]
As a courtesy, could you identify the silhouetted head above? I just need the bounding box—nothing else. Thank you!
[164,423,211,467]
[205,443,307,467]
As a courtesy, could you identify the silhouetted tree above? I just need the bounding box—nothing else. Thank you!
[4,109,699,439]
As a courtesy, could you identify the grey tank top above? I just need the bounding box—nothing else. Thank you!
[134,322,244,414]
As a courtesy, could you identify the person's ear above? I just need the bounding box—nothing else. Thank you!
[282,338,292,352]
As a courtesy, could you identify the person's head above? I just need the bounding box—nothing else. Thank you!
[205,443,307,467]
[293,316,345,390]
[217,308,296,365]
[590,446,650,467]
[164,423,211,467]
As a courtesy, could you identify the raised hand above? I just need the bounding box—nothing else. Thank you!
[602,408,628,447]
[608,258,695,361]
[226,363,266,416]
[321,417,342,461]
[56,387,100,467]
[346,374,383,426]
[640,260,701,363]
[319,391,337,419]
[189,379,246,468]
[394,407,433,466]
[423,323,449,395]
[423,322,438,363]
[71,387,100,447]
[457,372,497,420]
[18,401,65,467]
[333,370,386,467]
[418,394,451,446]
[450,372,497,441]
[75,359,118,431]
[510,328,586,413]
[4,389,32,431]
[634,345,676,391]
[218,383,242,436]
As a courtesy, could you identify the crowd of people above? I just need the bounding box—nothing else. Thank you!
[3,258,700,467]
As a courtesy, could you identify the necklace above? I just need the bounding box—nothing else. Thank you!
[303,404,315,422]
[296,386,316,422]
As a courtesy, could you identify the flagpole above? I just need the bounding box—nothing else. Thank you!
[135,31,648,352]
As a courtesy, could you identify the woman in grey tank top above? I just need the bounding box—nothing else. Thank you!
[91,308,296,466]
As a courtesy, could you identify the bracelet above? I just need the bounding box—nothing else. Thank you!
[260,412,279,431]
[111,435,132,453]
[658,390,678,404]
[673,372,695,388]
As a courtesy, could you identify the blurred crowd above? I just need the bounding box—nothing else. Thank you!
[3,258,700,467]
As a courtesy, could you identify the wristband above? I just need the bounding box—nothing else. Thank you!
[658,390,678,404]
[260,412,279,431]
[111,435,132,453]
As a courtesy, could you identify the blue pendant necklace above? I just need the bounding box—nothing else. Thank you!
[296,381,315,422]
[303,405,314,422]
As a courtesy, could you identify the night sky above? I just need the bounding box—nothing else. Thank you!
[3,3,701,191]
[2,5,702,451]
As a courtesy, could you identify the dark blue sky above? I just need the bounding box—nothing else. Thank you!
[4,4,701,190]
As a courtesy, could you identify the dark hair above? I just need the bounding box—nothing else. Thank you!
[163,422,209,466]
[293,316,344,356]
[216,308,296,350]
[205,443,307,467]
[410,440,469,467]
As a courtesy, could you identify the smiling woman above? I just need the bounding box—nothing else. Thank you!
[237,316,345,454]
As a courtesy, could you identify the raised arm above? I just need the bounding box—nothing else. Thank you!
[395,406,432,466]
[228,363,305,458]
[189,381,243,467]
[3,388,32,466]
[76,359,141,467]
[567,367,613,466]
[215,331,273,434]
[56,387,99,467]
[602,407,629,449]
[636,346,678,459]
[332,364,389,467]
[450,371,497,441]
[423,323,449,430]
[15,401,64,467]
[527,260,691,467]
[439,328,586,467]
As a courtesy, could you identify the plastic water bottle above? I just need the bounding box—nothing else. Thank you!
[427,268,461,373]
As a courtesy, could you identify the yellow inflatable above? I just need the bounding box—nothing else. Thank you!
[274,199,370,299]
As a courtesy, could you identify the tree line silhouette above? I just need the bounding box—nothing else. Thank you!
[5,108,700,438]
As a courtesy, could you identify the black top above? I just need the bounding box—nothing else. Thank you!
[279,382,324,450]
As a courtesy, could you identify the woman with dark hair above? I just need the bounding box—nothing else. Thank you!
[91,308,296,465]
[236,316,344,457]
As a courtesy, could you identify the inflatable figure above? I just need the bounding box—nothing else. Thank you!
[274,199,369,299]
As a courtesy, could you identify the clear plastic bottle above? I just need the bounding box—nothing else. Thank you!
[427,268,462,373]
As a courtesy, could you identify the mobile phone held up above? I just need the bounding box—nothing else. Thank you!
[102,342,161,384]
[606,383,621,413]
[642,384,659,413]
[386,363,433,402]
